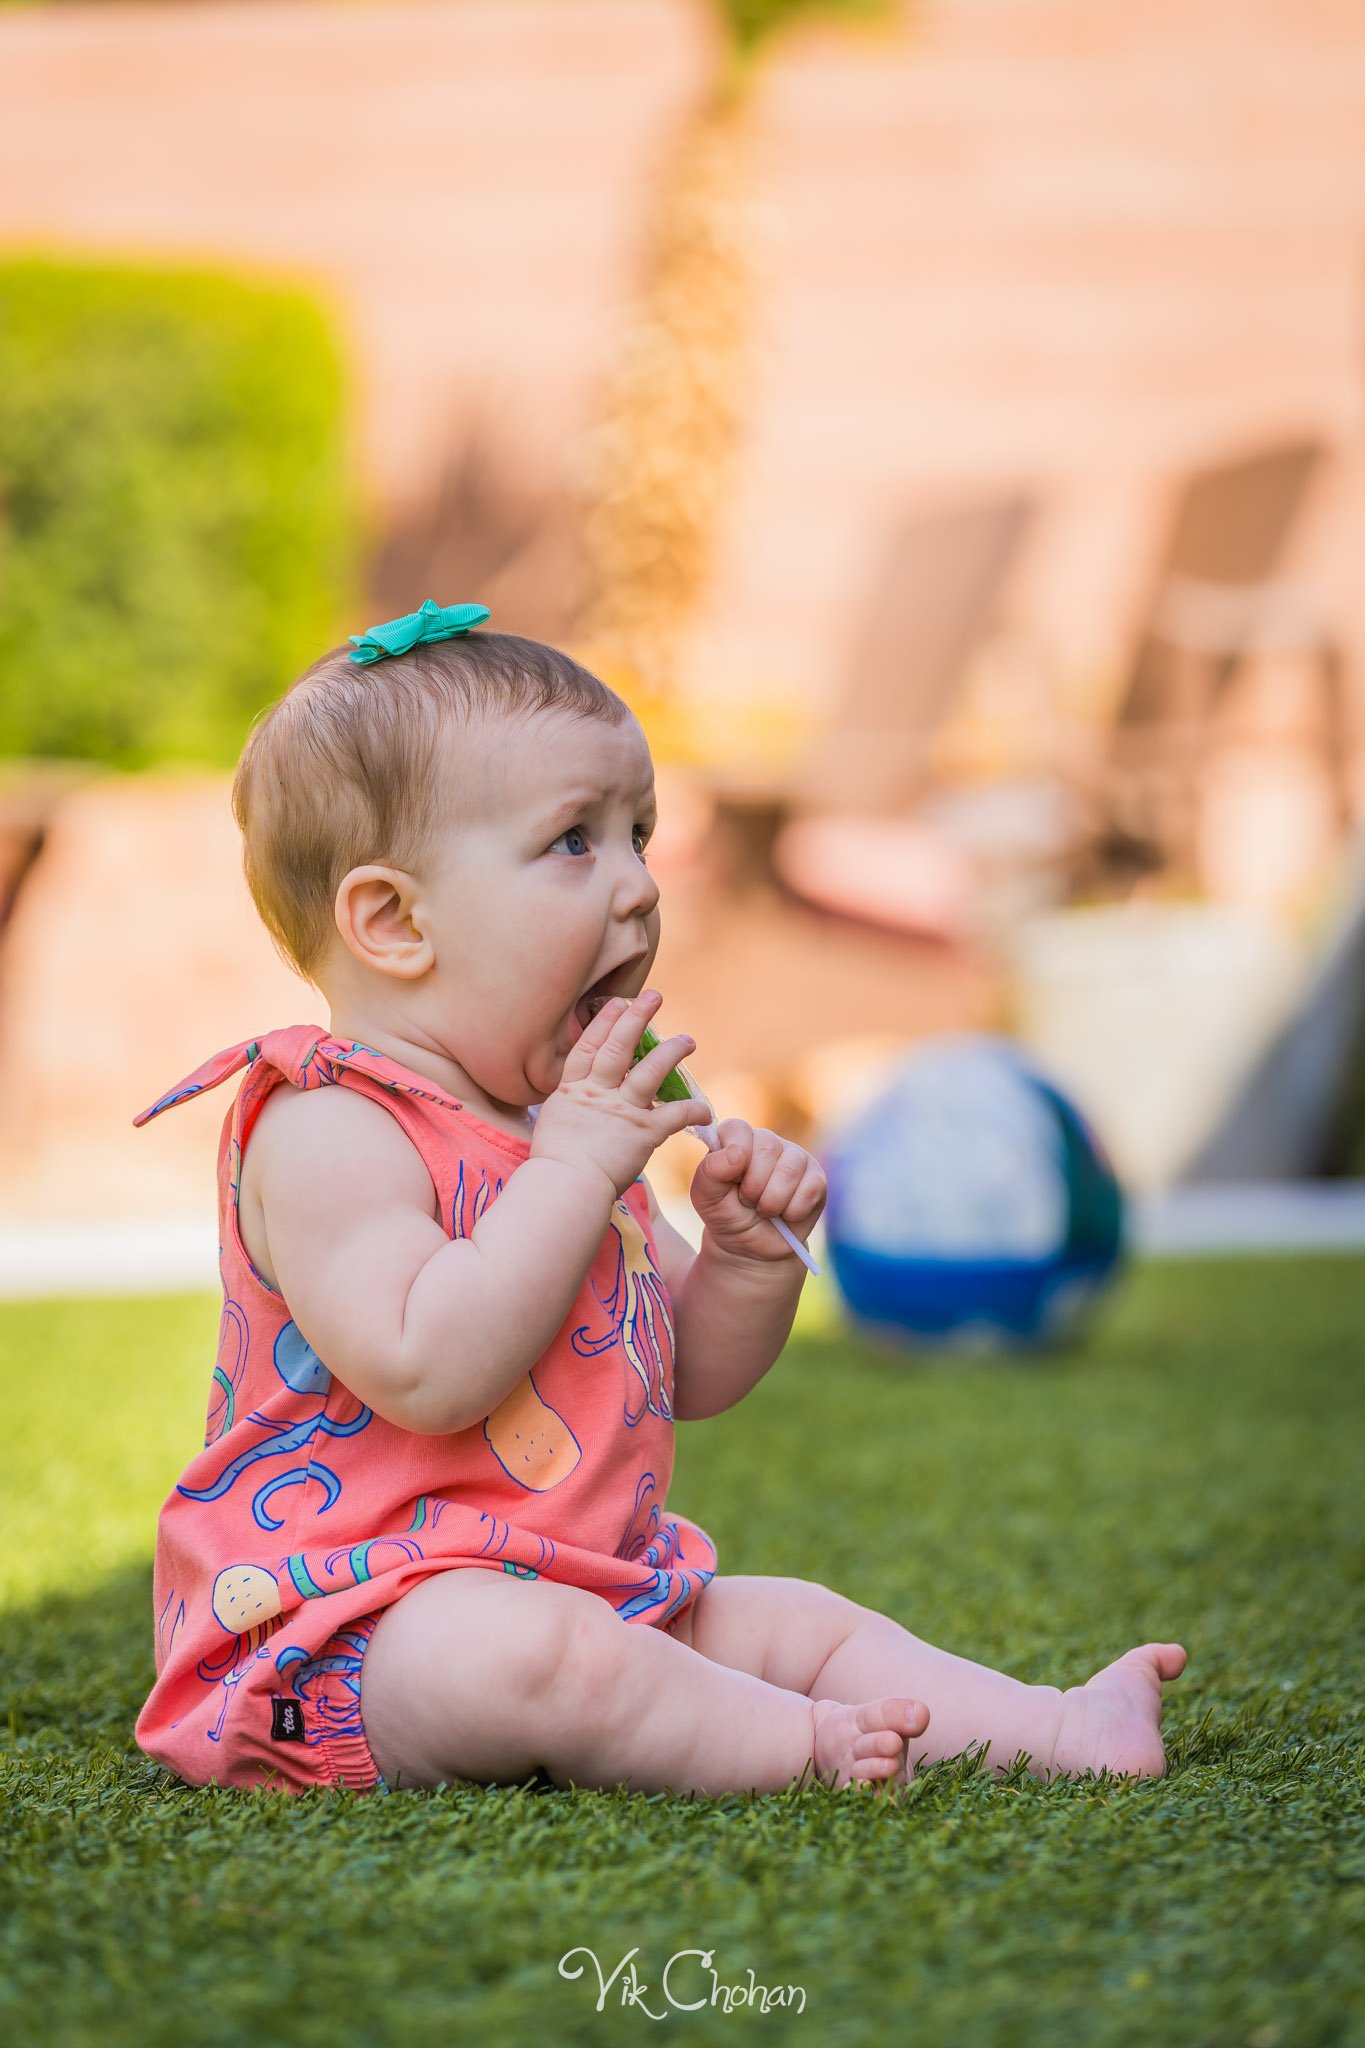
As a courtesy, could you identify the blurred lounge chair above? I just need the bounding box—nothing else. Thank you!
[758,439,1352,938]
[696,493,1036,930]
[1097,436,1351,879]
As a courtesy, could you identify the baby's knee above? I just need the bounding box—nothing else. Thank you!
[540,1581,634,1712]
[365,1567,584,1715]
[362,1571,621,1790]
[765,1575,866,1634]
[439,1572,634,1720]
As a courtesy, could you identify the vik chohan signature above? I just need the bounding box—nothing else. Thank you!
[559,1946,807,2017]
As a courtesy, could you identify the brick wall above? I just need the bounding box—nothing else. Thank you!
[1,0,1362,735]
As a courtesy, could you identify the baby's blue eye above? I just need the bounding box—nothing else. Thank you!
[549,824,652,859]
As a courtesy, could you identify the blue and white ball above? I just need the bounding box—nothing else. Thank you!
[819,1034,1125,1352]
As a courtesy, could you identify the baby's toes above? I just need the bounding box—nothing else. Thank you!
[868,1696,930,1740]
[1118,1642,1187,1690]
[849,1733,907,1787]
[850,1758,902,1790]
[852,1727,906,1765]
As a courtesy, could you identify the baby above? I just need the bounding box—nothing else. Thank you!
[134,602,1186,1799]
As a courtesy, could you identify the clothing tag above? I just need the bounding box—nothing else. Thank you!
[270,1696,306,1743]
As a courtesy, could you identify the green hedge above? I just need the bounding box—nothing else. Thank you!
[0,257,358,767]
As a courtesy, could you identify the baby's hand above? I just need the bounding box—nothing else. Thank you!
[689,1119,827,1265]
[533,988,712,1201]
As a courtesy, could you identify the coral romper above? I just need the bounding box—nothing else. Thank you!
[133,1026,717,1795]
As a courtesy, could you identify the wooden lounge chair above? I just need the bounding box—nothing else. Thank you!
[760,439,1351,933]
[696,493,1035,904]
[1100,436,1350,877]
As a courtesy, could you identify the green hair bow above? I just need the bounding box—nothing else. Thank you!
[347,598,490,666]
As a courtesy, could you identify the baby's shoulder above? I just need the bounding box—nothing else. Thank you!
[237,1077,440,1295]
[243,1077,436,1212]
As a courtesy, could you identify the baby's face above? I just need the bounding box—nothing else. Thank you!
[414,705,662,1116]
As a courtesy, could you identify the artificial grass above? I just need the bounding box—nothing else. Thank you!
[1,1259,1361,2047]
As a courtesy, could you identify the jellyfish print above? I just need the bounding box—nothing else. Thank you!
[203,1640,279,1746]
[206,1299,249,1446]
[282,1499,454,1572]
[279,1534,425,1603]
[325,1038,451,1110]
[325,1540,421,1581]
[600,1565,706,1628]
[570,1199,674,1428]
[327,1039,382,1063]
[449,1153,502,1242]
[322,1535,424,1588]
[274,1626,372,1750]
[406,1494,454,1535]
[601,1508,716,1625]
[295,1042,341,1092]
[178,1323,373,1531]
[155,1586,186,1670]
[476,1512,555,1573]
[615,1471,665,1565]
[273,1320,332,1399]
[198,1564,285,1743]
[177,1402,373,1531]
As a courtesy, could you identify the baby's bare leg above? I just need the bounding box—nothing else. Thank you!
[675,1576,1186,1780]
[359,1568,928,1796]
[812,1609,1068,1775]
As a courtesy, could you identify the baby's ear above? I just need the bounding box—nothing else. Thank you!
[334,864,432,980]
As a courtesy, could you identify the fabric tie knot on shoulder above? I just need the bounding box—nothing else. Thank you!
[347,598,490,666]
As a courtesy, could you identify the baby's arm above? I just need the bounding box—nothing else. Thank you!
[243,1084,615,1434]
[650,1121,824,1421]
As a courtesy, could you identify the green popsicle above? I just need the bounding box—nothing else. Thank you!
[629,1021,705,1107]
[619,1014,821,1276]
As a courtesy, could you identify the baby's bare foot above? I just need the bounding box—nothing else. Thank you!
[810,1696,931,1793]
[1048,1642,1188,1781]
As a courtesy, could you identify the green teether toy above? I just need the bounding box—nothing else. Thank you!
[624,1018,820,1277]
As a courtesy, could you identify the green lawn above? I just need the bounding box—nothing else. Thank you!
[1,1260,1361,2047]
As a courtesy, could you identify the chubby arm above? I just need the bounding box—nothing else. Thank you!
[665,1238,805,1421]
[247,1084,616,1436]
[640,1172,697,1298]
[642,1121,822,1421]
[642,1171,801,1422]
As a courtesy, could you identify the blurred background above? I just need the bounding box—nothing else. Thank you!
[2,0,1365,1295]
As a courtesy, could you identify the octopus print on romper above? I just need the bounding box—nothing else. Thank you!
[134,1025,717,1794]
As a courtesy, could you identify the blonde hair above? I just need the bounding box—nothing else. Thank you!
[232,630,629,982]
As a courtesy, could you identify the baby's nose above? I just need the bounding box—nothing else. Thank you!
[616,859,660,915]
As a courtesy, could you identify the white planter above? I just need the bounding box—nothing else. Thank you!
[1007,902,1304,1191]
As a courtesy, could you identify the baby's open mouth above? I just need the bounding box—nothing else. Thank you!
[574,967,639,1031]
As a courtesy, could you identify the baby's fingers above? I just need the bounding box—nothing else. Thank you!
[627,1031,696,1097]
[566,994,629,1070]
[593,989,665,1074]
[661,1097,715,1140]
